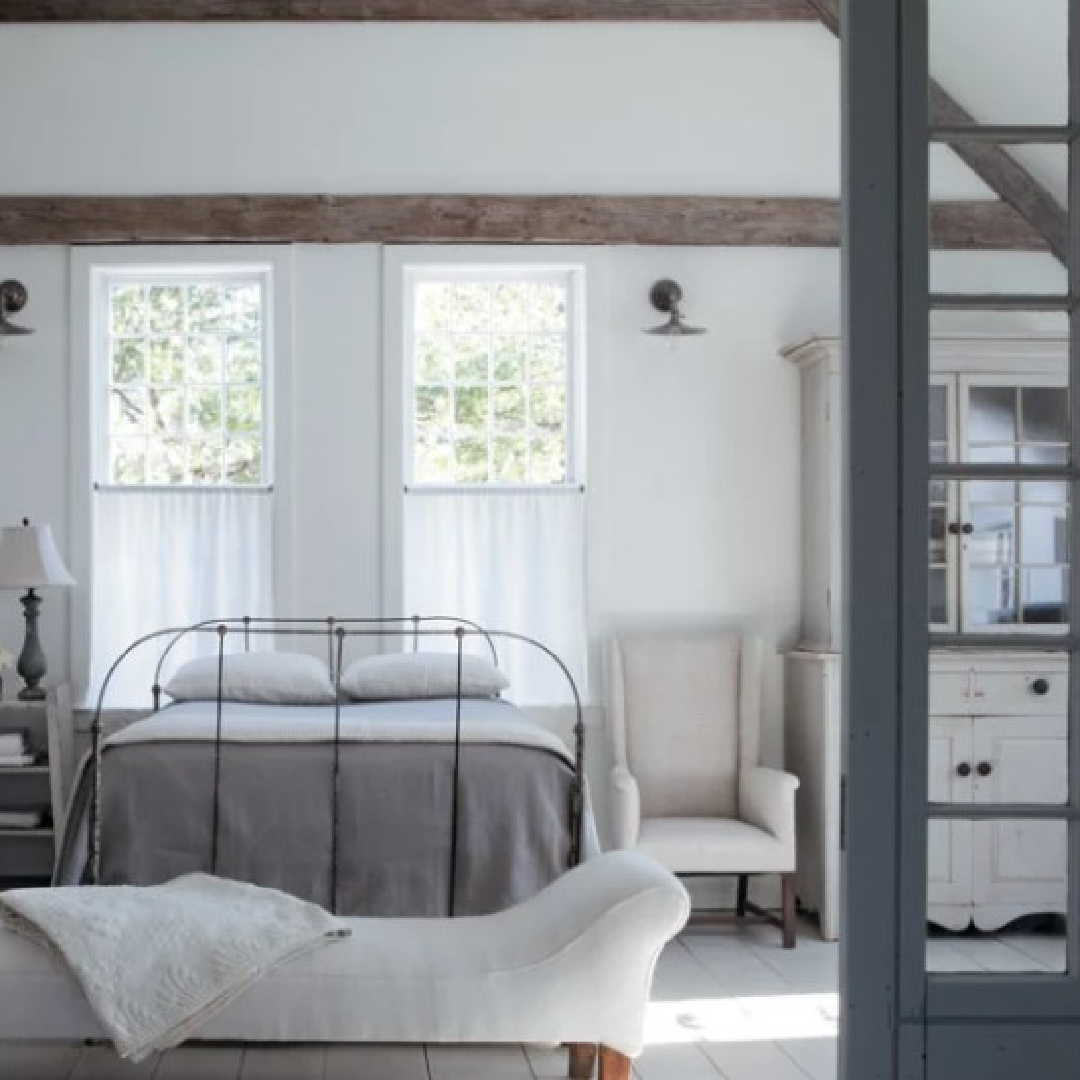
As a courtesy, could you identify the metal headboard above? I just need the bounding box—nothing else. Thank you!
[88,616,584,918]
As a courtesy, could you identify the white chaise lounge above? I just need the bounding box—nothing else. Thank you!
[0,851,689,1080]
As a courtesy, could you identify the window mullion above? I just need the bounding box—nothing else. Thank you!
[487,285,495,485]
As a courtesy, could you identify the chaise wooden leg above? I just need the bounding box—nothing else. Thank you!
[568,1042,598,1079]
[736,873,749,916]
[781,872,797,949]
[598,1045,632,1080]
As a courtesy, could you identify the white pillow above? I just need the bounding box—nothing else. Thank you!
[164,652,336,705]
[340,651,509,701]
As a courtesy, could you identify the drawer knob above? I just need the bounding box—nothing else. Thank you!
[956,763,972,778]
[977,762,993,778]
[1031,678,1051,696]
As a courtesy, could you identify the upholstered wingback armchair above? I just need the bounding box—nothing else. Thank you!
[609,632,800,947]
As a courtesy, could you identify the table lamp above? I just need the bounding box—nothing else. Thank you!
[0,519,76,701]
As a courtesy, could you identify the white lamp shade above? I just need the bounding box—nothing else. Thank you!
[0,523,76,589]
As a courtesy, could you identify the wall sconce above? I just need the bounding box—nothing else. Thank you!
[0,280,34,345]
[644,279,706,340]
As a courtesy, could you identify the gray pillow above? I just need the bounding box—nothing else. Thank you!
[164,652,336,705]
[340,651,509,701]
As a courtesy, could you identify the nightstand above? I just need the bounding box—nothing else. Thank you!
[0,685,73,887]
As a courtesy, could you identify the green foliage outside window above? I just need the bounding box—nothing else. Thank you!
[413,279,571,486]
[106,281,265,486]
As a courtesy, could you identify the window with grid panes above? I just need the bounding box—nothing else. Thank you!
[408,274,575,486]
[104,276,267,487]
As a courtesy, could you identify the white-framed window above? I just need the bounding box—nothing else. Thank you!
[393,259,588,705]
[404,266,583,490]
[97,269,272,491]
[76,253,285,706]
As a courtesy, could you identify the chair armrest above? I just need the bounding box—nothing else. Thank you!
[610,765,642,850]
[739,766,799,856]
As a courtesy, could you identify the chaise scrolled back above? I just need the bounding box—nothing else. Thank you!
[0,850,690,1078]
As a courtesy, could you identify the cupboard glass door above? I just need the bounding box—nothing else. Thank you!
[959,375,1069,634]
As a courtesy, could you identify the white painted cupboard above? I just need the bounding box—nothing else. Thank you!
[784,337,1069,940]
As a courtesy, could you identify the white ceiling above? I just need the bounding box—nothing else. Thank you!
[930,0,1068,204]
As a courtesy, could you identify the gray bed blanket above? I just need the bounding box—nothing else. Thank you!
[57,699,589,917]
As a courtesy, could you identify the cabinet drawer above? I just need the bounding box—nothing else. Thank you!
[971,668,1066,715]
[929,664,1067,715]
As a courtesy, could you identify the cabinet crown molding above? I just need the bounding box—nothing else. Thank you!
[782,334,1068,374]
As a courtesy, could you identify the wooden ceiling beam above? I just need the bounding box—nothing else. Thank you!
[803,0,1067,263]
[0,1,817,23]
[0,194,1045,249]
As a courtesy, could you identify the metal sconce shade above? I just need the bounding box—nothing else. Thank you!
[645,278,706,337]
[0,280,34,339]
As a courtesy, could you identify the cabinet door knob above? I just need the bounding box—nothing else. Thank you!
[1031,678,1051,696]
[956,763,972,777]
[976,762,993,777]
[961,522,974,535]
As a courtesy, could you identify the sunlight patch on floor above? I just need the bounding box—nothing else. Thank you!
[644,992,839,1046]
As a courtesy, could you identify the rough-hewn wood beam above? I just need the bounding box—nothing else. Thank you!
[803,0,1067,262]
[0,194,1044,249]
[0,0,817,22]
[929,95,1068,263]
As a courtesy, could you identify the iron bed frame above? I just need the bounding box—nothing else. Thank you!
[86,615,586,917]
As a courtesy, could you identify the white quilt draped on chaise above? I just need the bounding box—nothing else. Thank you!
[0,874,348,1062]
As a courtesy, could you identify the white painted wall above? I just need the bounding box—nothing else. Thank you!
[0,239,821,756]
[0,23,989,200]
[0,248,71,699]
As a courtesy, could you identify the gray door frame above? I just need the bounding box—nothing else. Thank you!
[841,0,1080,1077]
[841,0,928,1077]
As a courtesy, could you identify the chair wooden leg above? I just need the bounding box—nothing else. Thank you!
[781,872,797,949]
[598,1045,632,1080]
[568,1042,598,1079]
[736,873,749,916]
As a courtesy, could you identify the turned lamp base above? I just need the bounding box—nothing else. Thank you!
[0,519,75,700]
[16,587,48,702]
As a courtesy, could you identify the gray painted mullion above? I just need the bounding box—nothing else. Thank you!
[929,294,1073,312]
[927,804,1080,821]
[839,0,918,1077]
[896,0,931,1050]
[1068,0,1080,990]
[930,125,1077,144]
[930,464,1078,480]
[928,632,1077,649]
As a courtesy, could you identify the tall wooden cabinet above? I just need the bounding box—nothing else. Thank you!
[784,336,1069,940]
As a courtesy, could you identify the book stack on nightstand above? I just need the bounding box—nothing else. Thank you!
[0,686,72,888]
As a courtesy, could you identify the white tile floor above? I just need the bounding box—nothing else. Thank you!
[0,919,1066,1080]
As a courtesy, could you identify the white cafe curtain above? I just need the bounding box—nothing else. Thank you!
[90,491,273,707]
[402,491,587,705]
